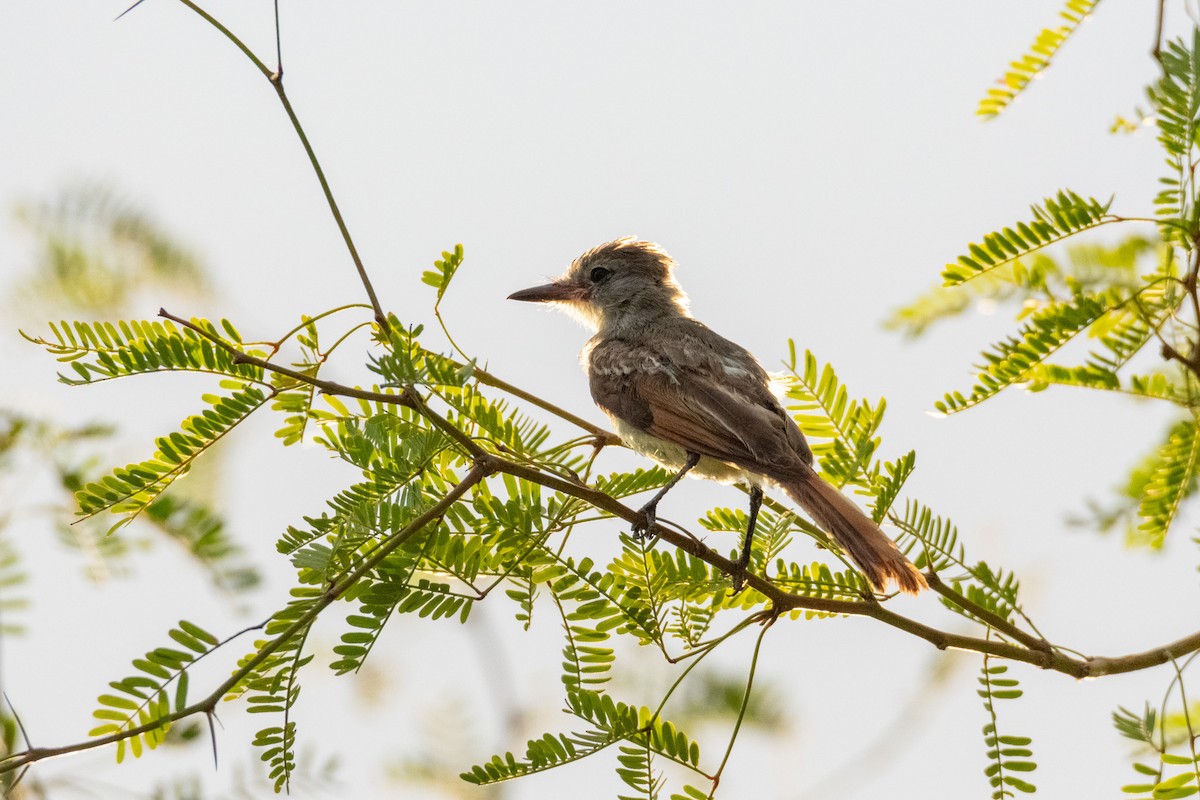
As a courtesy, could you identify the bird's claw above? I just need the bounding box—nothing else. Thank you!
[631,503,658,540]
[729,567,748,594]
[729,552,752,594]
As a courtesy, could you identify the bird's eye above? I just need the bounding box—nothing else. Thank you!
[590,267,611,283]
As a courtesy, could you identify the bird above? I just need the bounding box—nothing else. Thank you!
[508,236,926,595]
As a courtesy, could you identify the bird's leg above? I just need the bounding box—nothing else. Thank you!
[731,485,763,592]
[632,452,701,540]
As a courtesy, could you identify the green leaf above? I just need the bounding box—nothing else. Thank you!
[74,386,271,526]
[935,289,1125,414]
[771,560,869,607]
[870,450,916,523]
[22,317,263,386]
[781,345,886,492]
[463,688,703,794]
[90,621,216,761]
[370,322,471,388]
[421,243,465,303]
[0,540,29,636]
[1155,770,1200,794]
[941,191,1115,286]
[142,495,260,593]
[976,0,1103,119]
[592,467,674,500]
[890,234,1158,339]
[271,370,320,447]
[1024,272,1182,399]
[1135,417,1200,549]
[12,183,208,312]
[978,658,1037,798]
[1150,31,1200,242]
[232,596,319,792]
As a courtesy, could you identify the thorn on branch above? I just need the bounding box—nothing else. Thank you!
[114,0,148,22]
[3,693,33,751]
[206,710,219,769]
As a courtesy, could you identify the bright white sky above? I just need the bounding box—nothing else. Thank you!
[2,2,1199,798]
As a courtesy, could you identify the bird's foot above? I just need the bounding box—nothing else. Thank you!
[728,552,752,594]
[631,502,658,541]
[724,568,744,594]
[729,486,761,595]
[729,566,749,594]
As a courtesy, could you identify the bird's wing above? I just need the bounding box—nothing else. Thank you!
[590,352,807,478]
[648,370,805,475]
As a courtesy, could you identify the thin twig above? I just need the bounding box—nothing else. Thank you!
[924,570,1052,653]
[175,0,271,76]
[273,0,283,76]
[1154,0,1167,64]
[1185,242,1200,344]
[709,615,773,797]
[253,303,371,357]
[1170,657,1200,789]
[173,0,388,331]
[472,365,622,445]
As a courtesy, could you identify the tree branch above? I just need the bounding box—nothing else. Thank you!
[489,456,1200,678]
[924,570,1052,654]
[158,309,481,462]
[16,303,1200,776]
[155,306,1200,683]
[0,460,490,775]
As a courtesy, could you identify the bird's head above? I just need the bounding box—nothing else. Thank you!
[508,237,689,331]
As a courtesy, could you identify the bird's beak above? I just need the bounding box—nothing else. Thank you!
[507,281,586,303]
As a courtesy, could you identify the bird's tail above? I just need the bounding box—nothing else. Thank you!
[783,470,927,595]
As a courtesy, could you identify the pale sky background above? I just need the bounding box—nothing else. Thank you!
[3,2,1200,798]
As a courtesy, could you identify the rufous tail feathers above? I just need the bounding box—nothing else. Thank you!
[783,471,927,595]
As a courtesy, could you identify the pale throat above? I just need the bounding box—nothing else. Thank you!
[591,293,692,337]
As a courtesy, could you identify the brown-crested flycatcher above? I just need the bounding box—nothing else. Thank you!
[509,237,926,595]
